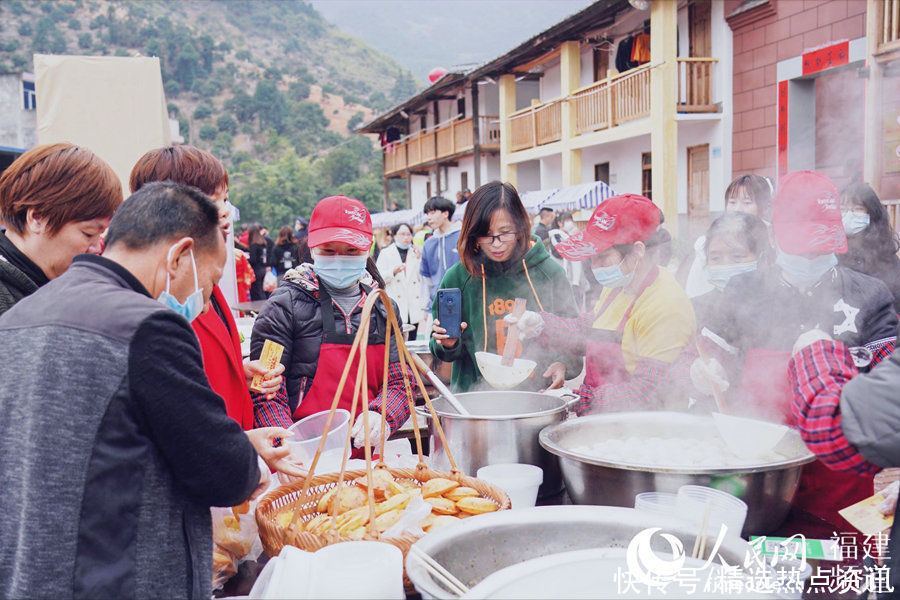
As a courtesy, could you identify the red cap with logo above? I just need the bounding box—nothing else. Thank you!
[772,170,846,255]
[307,195,373,251]
[556,194,661,261]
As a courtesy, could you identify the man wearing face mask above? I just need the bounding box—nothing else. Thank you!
[249,195,412,449]
[512,194,696,413]
[690,170,897,532]
[0,182,273,598]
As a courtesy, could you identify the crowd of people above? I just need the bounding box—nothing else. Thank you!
[3,139,900,595]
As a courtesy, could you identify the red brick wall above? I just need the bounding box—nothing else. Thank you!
[727,0,867,179]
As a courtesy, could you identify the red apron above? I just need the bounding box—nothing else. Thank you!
[294,285,387,421]
[583,268,658,388]
[736,348,872,530]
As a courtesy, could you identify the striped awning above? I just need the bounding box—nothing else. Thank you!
[521,180,616,214]
[370,208,426,229]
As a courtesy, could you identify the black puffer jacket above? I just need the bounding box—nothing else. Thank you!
[250,264,400,413]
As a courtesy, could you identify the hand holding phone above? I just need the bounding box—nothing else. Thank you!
[436,288,462,338]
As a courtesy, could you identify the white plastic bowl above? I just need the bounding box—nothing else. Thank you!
[286,409,351,464]
[477,463,543,509]
[475,351,537,390]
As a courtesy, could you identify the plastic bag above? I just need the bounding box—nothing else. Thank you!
[211,497,264,590]
[263,269,277,293]
[382,494,432,539]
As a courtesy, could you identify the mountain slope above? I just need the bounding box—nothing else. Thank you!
[0,0,419,222]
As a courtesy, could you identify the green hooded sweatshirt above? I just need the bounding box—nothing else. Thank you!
[430,237,582,392]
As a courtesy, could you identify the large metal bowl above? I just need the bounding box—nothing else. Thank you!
[406,505,761,599]
[416,391,571,496]
[539,412,816,536]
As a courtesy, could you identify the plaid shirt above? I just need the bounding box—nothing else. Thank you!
[539,310,594,356]
[787,340,879,476]
[252,362,414,434]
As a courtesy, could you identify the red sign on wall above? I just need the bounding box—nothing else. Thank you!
[802,41,850,76]
[777,80,788,176]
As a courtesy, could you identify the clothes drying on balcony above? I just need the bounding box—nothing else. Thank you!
[520,180,616,214]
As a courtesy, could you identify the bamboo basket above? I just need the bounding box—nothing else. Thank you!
[255,288,510,584]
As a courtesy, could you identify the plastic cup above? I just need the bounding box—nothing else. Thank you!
[476,463,543,509]
[677,485,748,538]
[286,409,351,464]
[634,491,678,517]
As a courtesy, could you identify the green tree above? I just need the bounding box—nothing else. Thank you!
[68,17,81,30]
[164,80,181,96]
[235,48,251,61]
[11,55,28,70]
[316,146,360,189]
[231,148,322,226]
[212,132,233,157]
[193,104,213,120]
[253,79,288,133]
[78,32,92,49]
[225,89,255,122]
[199,124,217,141]
[337,177,383,213]
[217,114,238,135]
[18,22,32,36]
[174,41,200,89]
[167,102,179,116]
[197,34,216,73]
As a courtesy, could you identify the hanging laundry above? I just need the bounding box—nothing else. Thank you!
[631,32,651,64]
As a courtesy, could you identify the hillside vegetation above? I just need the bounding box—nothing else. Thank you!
[0,0,419,225]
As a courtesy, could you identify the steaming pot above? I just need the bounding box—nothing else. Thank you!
[539,411,816,536]
[416,391,572,496]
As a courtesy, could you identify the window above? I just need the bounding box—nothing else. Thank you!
[22,80,36,111]
[420,115,427,131]
[594,162,610,185]
[457,97,465,118]
[460,171,468,191]
[426,181,432,199]
[641,153,652,199]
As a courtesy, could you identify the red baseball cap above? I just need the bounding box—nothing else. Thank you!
[556,194,661,261]
[772,170,846,255]
[307,195,373,251]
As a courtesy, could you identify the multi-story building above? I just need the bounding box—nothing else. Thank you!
[357,69,502,211]
[726,0,900,206]
[0,71,37,174]
[360,0,733,235]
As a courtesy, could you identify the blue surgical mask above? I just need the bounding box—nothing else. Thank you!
[776,249,837,289]
[842,211,870,236]
[313,254,368,289]
[592,257,634,288]
[705,261,758,291]
[396,242,411,250]
[157,246,204,322]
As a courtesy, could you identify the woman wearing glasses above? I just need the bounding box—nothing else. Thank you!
[430,181,582,392]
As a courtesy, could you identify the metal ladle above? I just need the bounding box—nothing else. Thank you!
[410,353,471,416]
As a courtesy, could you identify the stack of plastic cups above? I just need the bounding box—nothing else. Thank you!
[476,464,543,509]
[676,485,748,539]
[634,492,678,518]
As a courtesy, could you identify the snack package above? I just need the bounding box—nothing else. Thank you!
[211,495,265,590]
[250,339,284,393]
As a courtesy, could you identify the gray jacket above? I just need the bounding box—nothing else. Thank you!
[0,255,260,599]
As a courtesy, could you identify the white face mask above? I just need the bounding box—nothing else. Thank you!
[842,211,869,236]
[705,261,758,291]
[776,249,837,289]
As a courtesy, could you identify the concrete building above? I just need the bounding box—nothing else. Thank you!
[0,72,37,173]
[359,0,733,236]
[357,70,502,213]
[726,0,900,203]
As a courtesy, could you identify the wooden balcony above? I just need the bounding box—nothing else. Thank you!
[508,99,563,152]
[383,116,500,177]
[571,64,652,136]
[677,58,718,113]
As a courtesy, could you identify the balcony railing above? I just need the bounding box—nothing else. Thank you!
[572,64,652,136]
[677,57,718,112]
[881,0,900,48]
[383,115,500,176]
[508,99,563,152]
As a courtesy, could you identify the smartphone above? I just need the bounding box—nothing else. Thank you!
[436,288,462,339]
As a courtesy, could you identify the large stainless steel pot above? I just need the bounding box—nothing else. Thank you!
[539,412,816,536]
[406,505,762,599]
[416,391,571,496]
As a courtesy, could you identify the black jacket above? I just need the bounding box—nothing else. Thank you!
[0,231,46,317]
[705,265,898,354]
[250,264,400,412]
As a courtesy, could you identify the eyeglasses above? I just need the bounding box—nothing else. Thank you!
[476,232,517,246]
